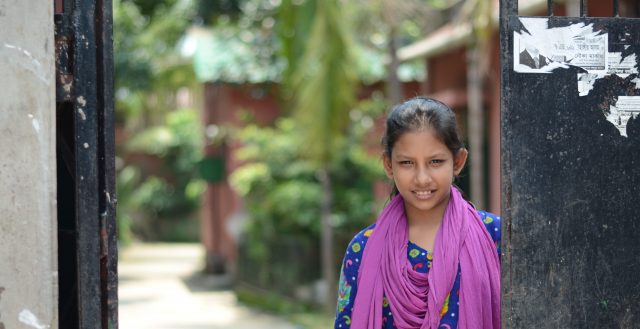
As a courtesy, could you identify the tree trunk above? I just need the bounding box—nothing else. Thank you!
[387,26,402,105]
[467,45,486,209]
[318,167,335,314]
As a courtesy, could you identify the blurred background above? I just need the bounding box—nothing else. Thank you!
[114,0,638,327]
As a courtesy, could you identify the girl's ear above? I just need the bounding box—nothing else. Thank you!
[453,148,468,176]
[383,154,394,179]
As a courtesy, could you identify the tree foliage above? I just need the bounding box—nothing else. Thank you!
[229,105,385,295]
[231,117,382,236]
[117,109,205,241]
[289,0,359,165]
[114,0,205,242]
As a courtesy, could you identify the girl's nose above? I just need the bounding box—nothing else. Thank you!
[415,167,432,185]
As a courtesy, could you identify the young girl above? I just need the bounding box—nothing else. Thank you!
[334,97,501,329]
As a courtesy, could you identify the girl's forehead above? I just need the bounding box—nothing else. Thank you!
[396,128,442,142]
[392,130,449,152]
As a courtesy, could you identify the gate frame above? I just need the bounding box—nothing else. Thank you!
[499,0,639,328]
[55,0,117,328]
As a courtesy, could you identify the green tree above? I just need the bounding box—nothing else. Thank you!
[277,0,317,105]
[345,0,459,105]
[114,0,204,241]
[118,109,204,241]
[283,0,359,313]
[114,0,197,129]
[230,104,385,308]
[277,0,442,312]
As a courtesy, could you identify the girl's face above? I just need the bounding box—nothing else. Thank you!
[383,129,467,223]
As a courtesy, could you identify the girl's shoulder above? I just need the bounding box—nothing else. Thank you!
[345,210,500,251]
[345,223,376,253]
[339,224,376,290]
[476,210,501,243]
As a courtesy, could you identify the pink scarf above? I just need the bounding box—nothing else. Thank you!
[350,187,500,329]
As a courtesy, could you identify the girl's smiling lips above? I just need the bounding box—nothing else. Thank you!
[413,189,435,200]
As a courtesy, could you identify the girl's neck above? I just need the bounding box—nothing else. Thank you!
[404,193,450,228]
[405,195,450,251]
[406,208,445,228]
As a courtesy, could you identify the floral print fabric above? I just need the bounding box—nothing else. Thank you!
[335,210,501,329]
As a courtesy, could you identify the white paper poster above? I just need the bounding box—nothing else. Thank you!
[607,96,640,137]
[514,18,607,74]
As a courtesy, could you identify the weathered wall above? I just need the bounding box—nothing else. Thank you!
[0,0,57,328]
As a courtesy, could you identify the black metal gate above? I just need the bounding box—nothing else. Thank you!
[55,0,117,328]
[500,1,640,328]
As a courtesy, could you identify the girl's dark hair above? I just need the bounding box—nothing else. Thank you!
[382,96,464,157]
[382,97,465,195]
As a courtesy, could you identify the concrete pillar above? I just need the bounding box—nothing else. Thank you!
[0,1,57,328]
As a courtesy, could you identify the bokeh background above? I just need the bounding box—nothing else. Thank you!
[114,0,638,327]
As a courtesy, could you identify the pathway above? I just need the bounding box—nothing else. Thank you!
[118,243,299,329]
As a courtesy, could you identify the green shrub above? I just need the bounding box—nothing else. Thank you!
[230,114,386,297]
[116,108,205,242]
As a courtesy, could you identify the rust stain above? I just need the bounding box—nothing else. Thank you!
[0,286,5,329]
[55,35,73,101]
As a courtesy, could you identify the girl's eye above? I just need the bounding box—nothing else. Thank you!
[430,159,445,165]
[399,160,413,166]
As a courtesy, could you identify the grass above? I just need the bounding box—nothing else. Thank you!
[235,285,334,329]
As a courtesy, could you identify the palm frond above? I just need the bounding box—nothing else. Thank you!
[291,0,358,165]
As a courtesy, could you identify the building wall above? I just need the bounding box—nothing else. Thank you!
[425,48,469,108]
[200,82,281,272]
[0,0,58,328]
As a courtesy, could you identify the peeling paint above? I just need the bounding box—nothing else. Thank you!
[2,43,50,85]
[77,96,87,107]
[63,81,72,93]
[18,310,49,329]
[78,108,86,121]
[28,114,40,133]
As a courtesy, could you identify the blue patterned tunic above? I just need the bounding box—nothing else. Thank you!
[334,210,501,329]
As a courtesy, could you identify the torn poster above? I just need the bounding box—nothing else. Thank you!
[607,96,640,137]
[514,17,607,74]
[607,52,638,75]
[577,53,639,96]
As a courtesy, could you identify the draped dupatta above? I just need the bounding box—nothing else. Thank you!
[350,188,500,329]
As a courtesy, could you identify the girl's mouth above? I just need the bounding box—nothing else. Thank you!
[413,190,434,200]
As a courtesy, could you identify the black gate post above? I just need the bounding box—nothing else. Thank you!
[500,1,640,328]
[55,0,117,327]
